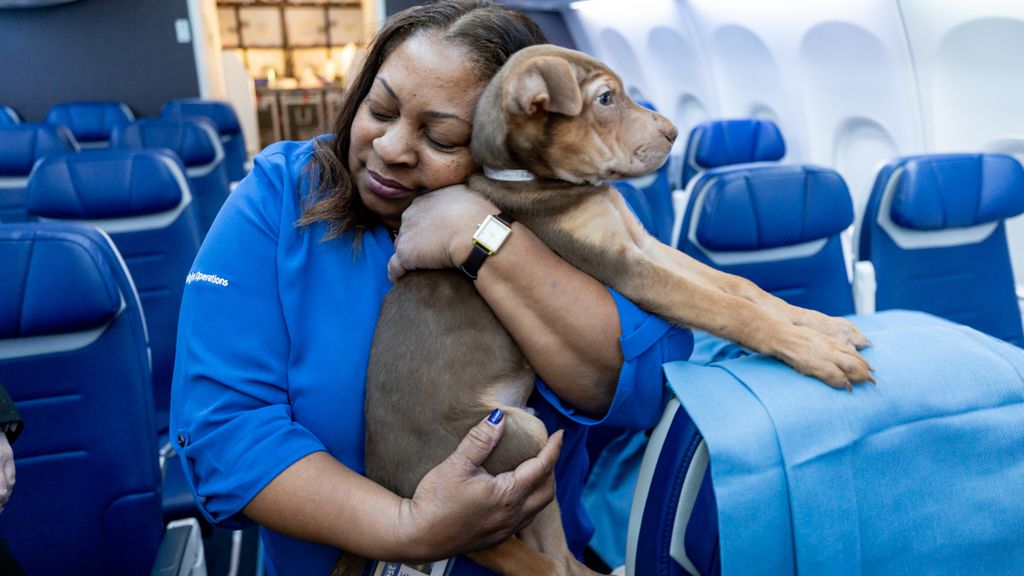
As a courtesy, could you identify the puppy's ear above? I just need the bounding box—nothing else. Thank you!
[505,56,583,119]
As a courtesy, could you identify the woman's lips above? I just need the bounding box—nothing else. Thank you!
[366,170,414,200]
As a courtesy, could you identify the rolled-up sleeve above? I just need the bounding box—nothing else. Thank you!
[536,287,693,430]
[169,150,324,528]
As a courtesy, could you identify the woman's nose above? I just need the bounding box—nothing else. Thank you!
[373,124,417,167]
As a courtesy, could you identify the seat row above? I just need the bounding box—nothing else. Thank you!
[616,118,1024,351]
[0,99,248,230]
[612,119,1024,576]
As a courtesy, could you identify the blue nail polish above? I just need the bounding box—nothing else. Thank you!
[487,408,504,425]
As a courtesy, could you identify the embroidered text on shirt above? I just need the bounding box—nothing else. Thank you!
[186,271,230,287]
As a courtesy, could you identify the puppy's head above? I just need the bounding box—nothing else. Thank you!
[472,45,677,185]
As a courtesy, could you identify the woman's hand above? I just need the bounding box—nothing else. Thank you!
[388,185,497,282]
[398,412,563,560]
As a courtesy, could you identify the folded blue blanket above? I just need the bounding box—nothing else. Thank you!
[665,310,1024,574]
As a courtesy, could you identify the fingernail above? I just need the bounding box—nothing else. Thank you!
[487,408,504,425]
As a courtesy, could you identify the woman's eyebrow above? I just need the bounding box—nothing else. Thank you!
[377,78,400,102]
[377,78,471,126]
[424,111,472,127]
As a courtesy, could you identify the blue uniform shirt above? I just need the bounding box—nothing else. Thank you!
[170,139,693,576]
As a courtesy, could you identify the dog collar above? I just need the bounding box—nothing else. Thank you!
[483,166,536,182]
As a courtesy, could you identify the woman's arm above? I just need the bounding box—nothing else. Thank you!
[389,186,624,418]
[242,416,563,562]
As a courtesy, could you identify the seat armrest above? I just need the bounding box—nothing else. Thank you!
[151,518,207,576]
[853,260,877,315]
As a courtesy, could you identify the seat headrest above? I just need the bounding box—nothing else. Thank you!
[45,102,133,143]
[161,99,241,136]
[0,224,122,338]
[695,165,853,251]
[0,124,78,176]
[111,119,220,167]
[890,154,1024,230]
[27,149,186,219]
[691,119,786,170]
[0,105,20,126]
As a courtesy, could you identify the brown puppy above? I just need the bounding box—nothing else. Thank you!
[337,45,873,576]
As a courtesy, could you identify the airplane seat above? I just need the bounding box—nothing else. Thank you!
[0,222,204,575]
[111,118,230,236]
[628,311,1024,575]
[161,98,249,184]
[26,148,203,433]
[0,105,21,125]
[680,119,786,189]
[680,163,855,314]
[45,101,134,149]
[859,153,1024,346]
[0,123,78,223]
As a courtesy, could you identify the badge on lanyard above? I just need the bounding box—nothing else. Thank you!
[366,558,454,576]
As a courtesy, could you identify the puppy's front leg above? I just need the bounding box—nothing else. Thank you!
[612,253,872,389]
[648,241,870,351]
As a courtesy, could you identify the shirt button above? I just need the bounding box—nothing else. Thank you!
[177,434,185,447]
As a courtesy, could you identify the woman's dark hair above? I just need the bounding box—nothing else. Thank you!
[299,0,548,242]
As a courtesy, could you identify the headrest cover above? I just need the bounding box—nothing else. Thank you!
[161,99,241,135]
[28,150,184,219]
[0,225,121,338]
[45,102,133,143]
[111,119,218,167]
[696,165,853,251]
[0,106,20,126]
[891,154,1024,230]
[0,124,77,176]
[693,119,786,169]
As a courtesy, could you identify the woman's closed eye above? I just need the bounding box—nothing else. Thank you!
[424,132,460,152]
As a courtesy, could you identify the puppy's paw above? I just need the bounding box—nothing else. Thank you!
[775,326,875,390]
[793,310,871,350]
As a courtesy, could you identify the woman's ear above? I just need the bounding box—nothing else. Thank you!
[504,55,583,119]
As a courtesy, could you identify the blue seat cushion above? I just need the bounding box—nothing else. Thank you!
[0,124,77,176]
[891,153,1024,230]
[695,165,853,251]
[0,226,121,338]
[692,119,785,169]
[162,99,241,136]
[112,119,219,168]
[28,150,184,219]
[46,102,133,144]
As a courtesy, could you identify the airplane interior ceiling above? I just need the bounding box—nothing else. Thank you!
[562,0,1024,287]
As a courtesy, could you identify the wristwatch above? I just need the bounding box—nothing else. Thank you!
[460,212,515,279]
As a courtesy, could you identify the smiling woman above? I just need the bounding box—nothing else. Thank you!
[346,34,484,229]
[168,1,690,575]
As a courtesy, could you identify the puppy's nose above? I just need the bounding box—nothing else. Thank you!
[662,123,678,144]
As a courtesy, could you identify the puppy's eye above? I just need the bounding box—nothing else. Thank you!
[596,91,614,106]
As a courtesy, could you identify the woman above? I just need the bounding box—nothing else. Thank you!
[169,1,692,575]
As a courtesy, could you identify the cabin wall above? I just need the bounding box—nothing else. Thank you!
[563,0,1024,287]
[0,0,200,121]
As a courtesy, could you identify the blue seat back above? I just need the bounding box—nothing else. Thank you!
[27,149,202,429]
[0,105,20,125]
[860,153,1024,346]
[679,163,855,317]
[0,222,162,575]
[627,398,719,576]
[45,101,134,148]
[162,98,248,183]
[112,118,229,235]
[0,124,78,222]
[681,119,785,188]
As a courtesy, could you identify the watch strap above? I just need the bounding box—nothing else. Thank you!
[460,212,515,280]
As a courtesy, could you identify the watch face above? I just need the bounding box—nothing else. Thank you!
[474,216,512,254]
